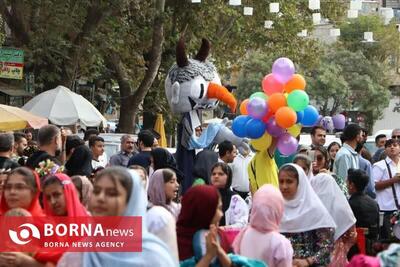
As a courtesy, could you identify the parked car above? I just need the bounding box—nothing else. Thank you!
[364,129,392,155]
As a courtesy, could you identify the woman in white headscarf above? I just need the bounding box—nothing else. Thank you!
[57,167,177,267]
[293,152,357,266]
[279,163,336,267]
[309,147,357,267]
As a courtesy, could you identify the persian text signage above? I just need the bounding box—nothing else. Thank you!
[0,48,24,80]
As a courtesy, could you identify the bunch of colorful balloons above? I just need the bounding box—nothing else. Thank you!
[232,57,319,156]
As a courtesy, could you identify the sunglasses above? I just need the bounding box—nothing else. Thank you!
[316,155,324,161]
[392,135,400,139]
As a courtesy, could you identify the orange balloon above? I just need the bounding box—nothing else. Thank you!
[268,93,287,114]
[275,107,297,128]
[240,99,249,115]
[284,74,306,93]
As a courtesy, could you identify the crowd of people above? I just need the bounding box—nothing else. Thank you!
[0,123,400,267]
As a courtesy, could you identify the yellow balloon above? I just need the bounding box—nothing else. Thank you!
[284,93,289,99]
[287,124,302,137]
[250,132,272,152]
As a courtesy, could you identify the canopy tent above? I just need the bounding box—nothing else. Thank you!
[22,85,107,127]
[0,104,48,131]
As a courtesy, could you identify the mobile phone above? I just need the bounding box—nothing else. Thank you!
[307,150,316,161]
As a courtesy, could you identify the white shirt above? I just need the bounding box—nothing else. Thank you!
[98,152,108,166]
[231,154,253,192]
[92,159,106,170]
[373,157,400,211]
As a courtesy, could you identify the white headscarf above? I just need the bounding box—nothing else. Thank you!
[83,169,177,267]
[279,163,336,233]
[310,173,356,240]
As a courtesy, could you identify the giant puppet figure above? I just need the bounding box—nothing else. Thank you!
[165,38,248,192]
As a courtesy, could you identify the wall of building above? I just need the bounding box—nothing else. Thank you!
[373,97,400,133]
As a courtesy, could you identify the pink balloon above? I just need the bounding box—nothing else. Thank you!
[262,74,284,96]
[277,133,298,156]
[272,57,295,84]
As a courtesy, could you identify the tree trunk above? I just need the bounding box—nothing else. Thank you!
[119,91,136,133]
[116,0,165,133]
[0,0,30,46]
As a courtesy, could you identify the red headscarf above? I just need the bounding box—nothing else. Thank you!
[0,169,44,216]
[176,185,230,260]
[43,173,88,217]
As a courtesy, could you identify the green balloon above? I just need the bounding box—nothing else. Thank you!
[250,92,268,101]
[287,90,309,111]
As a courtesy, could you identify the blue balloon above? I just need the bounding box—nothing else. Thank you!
[301,105,319,126]
[245,119,266,139]
[232,115,251,138]
[296,111,304,124]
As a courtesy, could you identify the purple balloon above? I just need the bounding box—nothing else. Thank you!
[277,133,299,156]
[315,115,323,126]
[266,118,285,137]
[272,57,295,84]
[247,97,268,119]
[332,114,346,130]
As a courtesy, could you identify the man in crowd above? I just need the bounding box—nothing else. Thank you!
[310,126,326,148]
[26,125,62,168]
[128,130,154,169]
[12,132,28,166]
[109,134,136,167]
[89,136,106,170]
[0,133,20,170]
[218,140,237,164]
[231,147,252,199]
[373,138,400,239]
[83,128,108,167]
[347,168,379,256]
[372,134,387,163]
[83,128,100,142]
[372,129,400,163]
[333,123,363,182]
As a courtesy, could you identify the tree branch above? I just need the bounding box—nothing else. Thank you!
[104,52,131,98]
[130,0,165,109]
[61,2,115,87]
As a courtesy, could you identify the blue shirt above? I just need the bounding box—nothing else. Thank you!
[333,143,359,181]
[358,155,376,198]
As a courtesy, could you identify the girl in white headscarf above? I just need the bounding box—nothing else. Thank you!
[57,167,177,267]
[294,151,357,265]
[309,147,357,267]
[279,163,336,267]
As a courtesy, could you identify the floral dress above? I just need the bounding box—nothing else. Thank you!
[332,173,349,198]
[282,228,335,266]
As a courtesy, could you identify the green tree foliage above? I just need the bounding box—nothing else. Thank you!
[308,47,390,129]
[339,15,400,63]
[0,0,352,133]
[0,0,123,90]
